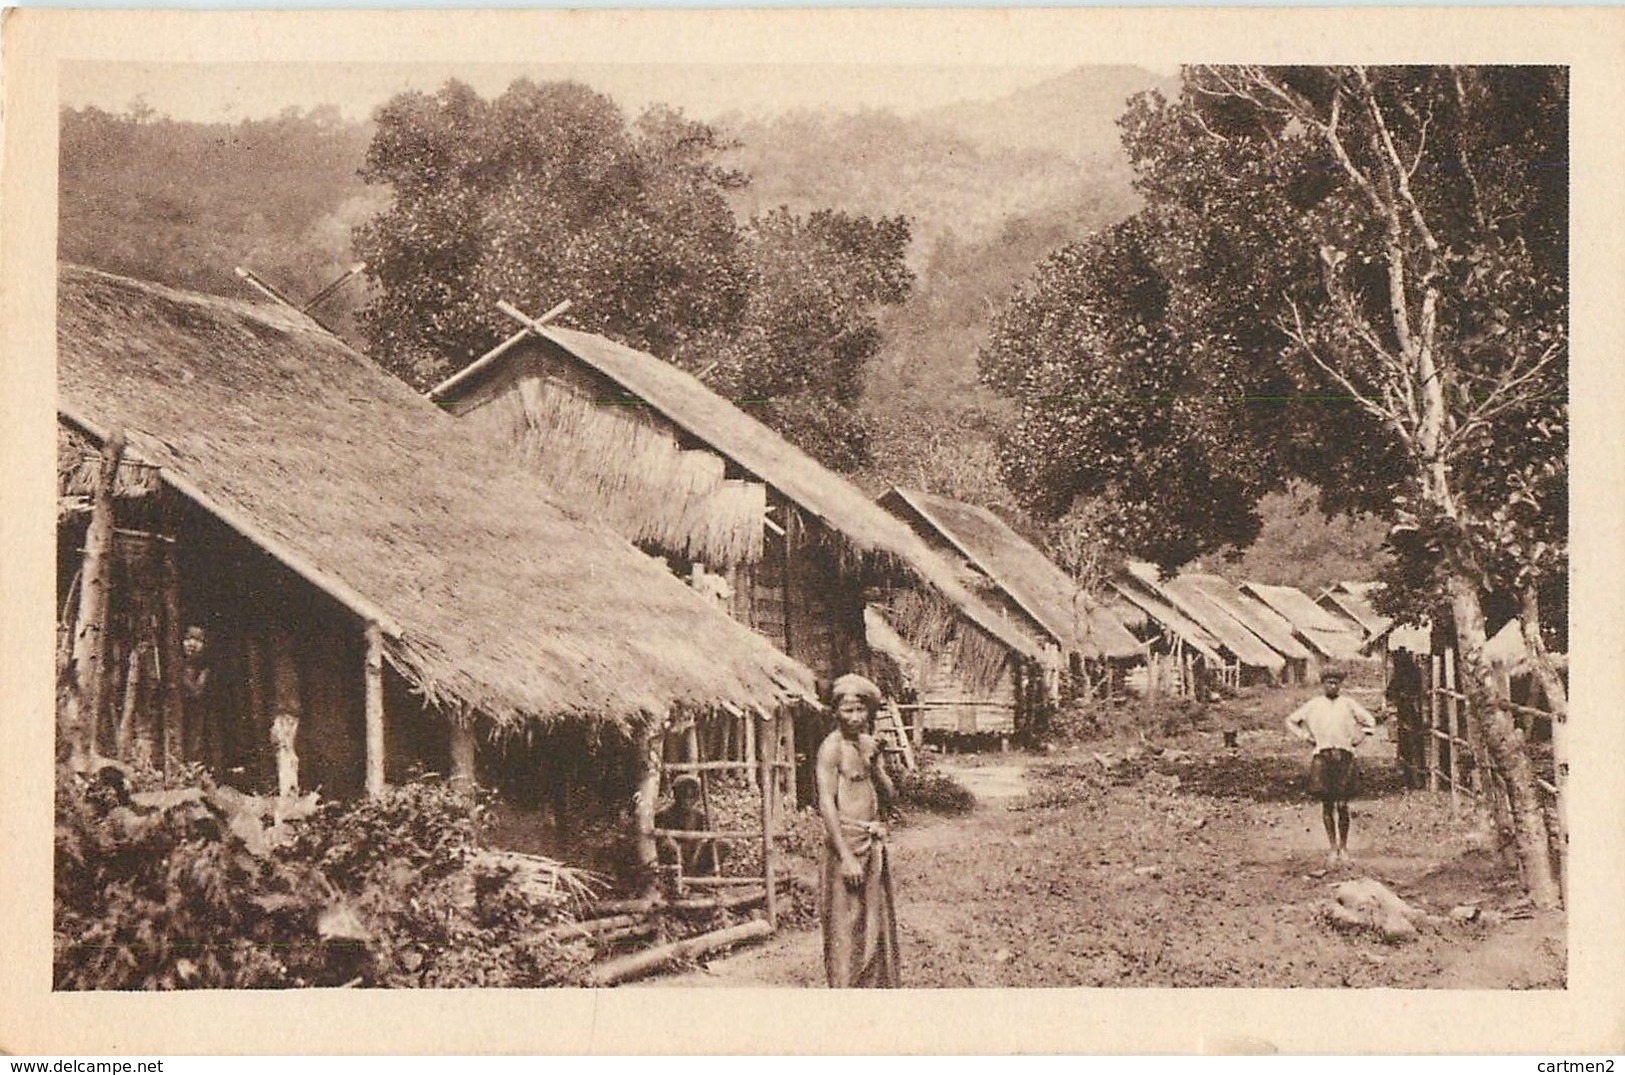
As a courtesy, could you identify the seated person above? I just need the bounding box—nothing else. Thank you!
[655,774,717,877]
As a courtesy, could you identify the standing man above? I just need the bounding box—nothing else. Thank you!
[1386,651,1426,789]
[1286,670,1377,865]
[815,673,900,988]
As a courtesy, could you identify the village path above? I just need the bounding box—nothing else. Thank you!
[637,726,1564,990]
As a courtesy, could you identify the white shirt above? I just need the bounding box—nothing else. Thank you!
[1285,693,1376,753]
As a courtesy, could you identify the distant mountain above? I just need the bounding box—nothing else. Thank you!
[716,65,1174,256]
[915,65,1181,164]
[716,68,1180,506]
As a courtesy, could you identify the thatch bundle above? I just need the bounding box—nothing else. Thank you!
[881,587,1013,696]
[498,381,765,567]
[57,422,161,500]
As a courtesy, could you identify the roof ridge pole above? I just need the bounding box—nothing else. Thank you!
[427,298,574,404]
[234,266,340,337]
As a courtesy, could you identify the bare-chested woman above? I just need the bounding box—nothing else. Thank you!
[815,673,900,988]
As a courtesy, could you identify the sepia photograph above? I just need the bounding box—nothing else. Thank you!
[3,6,1624,1056]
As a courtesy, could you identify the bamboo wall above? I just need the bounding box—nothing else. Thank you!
[58,492,447,796]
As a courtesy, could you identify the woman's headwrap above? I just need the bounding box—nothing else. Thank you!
[831,672,883,712]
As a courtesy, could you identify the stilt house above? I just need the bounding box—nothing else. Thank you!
[1179,573,1315,684]
[1240,582,1366,663]
[876,487,1143,725]
[56,267,817,878]
[1106,569,1227,698]
[1115,563,1290,689]
[1315,581,1393,646]
[426,309,1048,762]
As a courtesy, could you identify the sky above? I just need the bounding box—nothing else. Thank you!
[60,60,1097,124]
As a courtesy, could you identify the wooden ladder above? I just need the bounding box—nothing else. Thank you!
[874,700,918,771]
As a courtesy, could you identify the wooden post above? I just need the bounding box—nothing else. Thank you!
[71,430,126,761]
[1468,671,1495,838]
[269,629,301,797]
[364,622,386,797]
[1445,649,1460,815]
[1553,713,1569,905]
[743,712,758,790]
[1426,655,1442,791]
[781,708,798,810]
[449,713,478,795]
[781,504,796,657]
[686,720,722,875]
[115,644,145,761]
[759,735,778,931]
[634,722,662,900]
[242,634,269,791]
[158,544,186,775]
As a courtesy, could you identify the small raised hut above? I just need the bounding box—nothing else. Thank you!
[1179,573,1315,684]
[1240,581,1366,663]
[57,267,817,893]
[1316,581,1393,645]
[428,307,1047,761]
[877,487,1143,722]
[1107,569,1227,698]
[1113,563,1292,690]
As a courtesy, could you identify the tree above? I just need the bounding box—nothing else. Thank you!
[983,66,1567,905]
[354,80,752,389]
[698,208,913,471]
[354,81,913,473]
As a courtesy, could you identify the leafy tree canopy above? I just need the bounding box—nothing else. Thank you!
[355,80,912,471]
[355,80,752,387]
[982,66,1567,620]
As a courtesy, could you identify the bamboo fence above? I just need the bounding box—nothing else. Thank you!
[1417,649,1567,902]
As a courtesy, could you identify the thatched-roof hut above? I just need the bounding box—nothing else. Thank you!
[876,487,1143,724]
[1177,572,1313,684]
[1240,582,1365,662]
[1108,568,1226,698]
[1316,581,1393,643]
[1123,564,1287,686]
[878,488,1141,661]
[57,267,815,830]
[428,311,1049,758]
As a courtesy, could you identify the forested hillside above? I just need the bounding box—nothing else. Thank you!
[58,105,383,337]
[55,67,1386,585]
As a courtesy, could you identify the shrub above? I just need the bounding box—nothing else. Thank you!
[54,761,593,990]
[895,767,976,815]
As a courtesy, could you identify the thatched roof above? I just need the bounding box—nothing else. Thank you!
[1181,573,1312,663]
[1239,582,1365,661]
[1109,574,1225,665]
[57,266,816,729]
[1125,563,1285,673]
[1316,581,1393,640]
[430,323,1043,664]
[878,488,1141,660]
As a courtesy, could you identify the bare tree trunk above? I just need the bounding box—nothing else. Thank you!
[1447,577,1561,908]
[1520,585,1568,902]
[1518,587,1568,722]
[70,430,126,763]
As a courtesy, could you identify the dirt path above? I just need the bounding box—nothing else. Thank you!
[640,725,1563,989]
